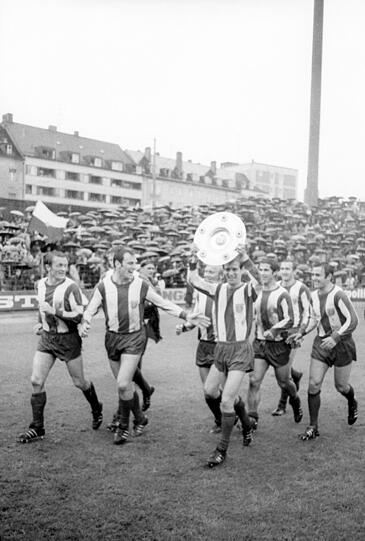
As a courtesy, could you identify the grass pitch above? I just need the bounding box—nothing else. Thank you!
[1,310,364,540]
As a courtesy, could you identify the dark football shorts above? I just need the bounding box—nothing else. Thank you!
[214,340,254,374]
[253,339,291,368]
[37,331,82,362]
[311,335,356,367]
[105,329,146,361]
[195,340,216,368]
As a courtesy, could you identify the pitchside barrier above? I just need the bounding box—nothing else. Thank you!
[1,287,365,312]
[0,287,188,312]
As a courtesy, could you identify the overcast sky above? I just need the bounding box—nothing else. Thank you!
[1,0,364,201]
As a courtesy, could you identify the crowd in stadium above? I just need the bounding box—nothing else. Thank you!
[1,195,365,292]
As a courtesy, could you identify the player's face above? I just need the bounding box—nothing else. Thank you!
[280,262,294,282]
[259,263,274,285]
[312,266,327,289]
[49,256,68,281]
[204,265,220,283]
[223,260,241,287]
[117,252,137,280]
[141,263,156,279]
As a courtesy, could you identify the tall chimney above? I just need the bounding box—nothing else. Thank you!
[210,161,217,175]
[176,151,183,177]
[144,147,152,162]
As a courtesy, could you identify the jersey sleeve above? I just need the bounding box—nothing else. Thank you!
[332,291,359,342]
[145,286,185,319]
[187,269,217,299]
[83,283,103,324]
[270,291,294,337]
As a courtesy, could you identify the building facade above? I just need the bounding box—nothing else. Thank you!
[220,160,298,200]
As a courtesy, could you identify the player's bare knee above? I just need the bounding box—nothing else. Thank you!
[308,380,321,394]
[30,375,44,390]
[220,396,234,412]
[335,381,348,394]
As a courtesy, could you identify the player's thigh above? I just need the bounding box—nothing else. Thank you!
[117,354,141,388]
[249,357,269,387]
[204,364,225,397]
[66,355,86,383]
[108,358,121,380]
[31,351,55,385]
[198,366,211,385]
[308,357,328,390]
[221,370,245,406]
[274,363,291,386]
[334,363,353,390]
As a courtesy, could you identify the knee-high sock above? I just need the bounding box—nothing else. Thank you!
[218,411,236,452]
[308,391,321,427]
[277,387,288,410]
[340,385,355,405]
[82,382,100,411]
[133,367,151,398]
[205,394,222,425]
[117,397,134,430]
[234,396,251,431]
[284,379,298,399]
[131,391,144,424]
[30,391,46,429]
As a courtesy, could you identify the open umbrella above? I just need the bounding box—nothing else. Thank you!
[10,210,24,217]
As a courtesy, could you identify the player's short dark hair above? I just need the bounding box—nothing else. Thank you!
[44,250,68,266]
[280,259,297,270]
[113,246,135,266]
[313,262,334,278]
[259,257,279,273]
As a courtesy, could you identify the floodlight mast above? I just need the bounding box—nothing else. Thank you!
[305,0,324,207]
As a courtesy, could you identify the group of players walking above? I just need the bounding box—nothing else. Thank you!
[18,243,359,469]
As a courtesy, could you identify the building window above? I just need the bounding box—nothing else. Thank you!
[111,161,123,171]
[159,168,169,178]
[111,179,122,188]
[90,175,102,185]
[111,196,122,204]
[198,176,205,184]
[9,168,16,182]
[36,146,56,160]
[222,179,229,188]
[65,171,80,181]
[89,192,106,203]
[71,153,80,164]
[38,167,55,178]
[25,184,32,194]
[94,157,102,167]
[37,186,56,196]
[65,190,84,200]
[124,163,136,174]
[283,174,296,187]
[187,174,193,182]
[121,180,141,190]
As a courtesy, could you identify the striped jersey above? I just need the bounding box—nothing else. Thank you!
[188,273,256,342]
[254,285,294,341]
[311,285,358,341]
[280,279,312,333]
[190,291,216,342]
[37,277,84,333]
[84,273,183,333]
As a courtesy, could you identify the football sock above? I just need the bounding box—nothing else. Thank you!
[131,391,144,424]
[234,396,251,431]
[218,411,236,452]
[133,367,151,398]
[248,411,259,422]
[205,394,222,425]
[82,382,100,410]
[340,385,355,405]
[308,391,321,427]
[117,397,134,430]
[30,391,46,430]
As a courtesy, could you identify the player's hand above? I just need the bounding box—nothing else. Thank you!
[320,336,336,350]
[33,323,43,335]
[39,301,55,315]
[187,312,210,329]
[235,243,248,259]
[286,332,303,347]
[79,321,90,338]
[176,323,184,335]
[263,329,275,340]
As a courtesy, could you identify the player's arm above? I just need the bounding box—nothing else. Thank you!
[80,286,103,336]
[331,291,359,342]
[54,285,84,324]
[146,287,210,328]
[267,293,294,339]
